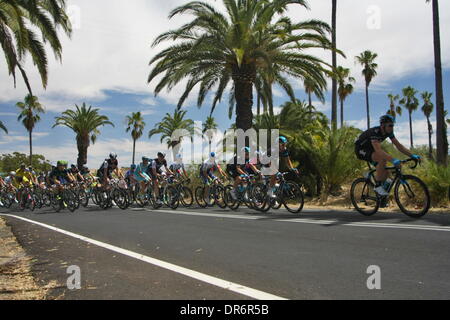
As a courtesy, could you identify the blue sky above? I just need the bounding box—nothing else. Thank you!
[1,0,449,168]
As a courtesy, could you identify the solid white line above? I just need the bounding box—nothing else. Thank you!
[153,208,450,232]
[0,214,286,300]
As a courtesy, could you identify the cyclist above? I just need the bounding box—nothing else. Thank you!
[265,136,299,198]
[125,164,138,187]
[70,164,85,183]
[49,161,73,187]
[98,153,123,187]
[170,154,189,181]
[134,157,152,195]
[226,147,261,200]
[354,114,421,196]
[150,152,174,205]
[15,164,34,187]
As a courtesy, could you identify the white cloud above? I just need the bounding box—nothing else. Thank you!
[0,0,448,110]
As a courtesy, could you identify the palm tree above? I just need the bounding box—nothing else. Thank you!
[421,92,434,159]
[0,0,72,95]
[148,109,195,157]
[387,93,402,119]
[53,103,114,168]
[16,94,45,165]
[202,116,219,154]
[426,0,447,166]
[303,76,326,110]
[399,86,419,149]
[0,121,7,134]
[148,0,335,131]
[334,66,355,127]
[126,112,146,165]
[331,0,338,130]
[355,50,378,129]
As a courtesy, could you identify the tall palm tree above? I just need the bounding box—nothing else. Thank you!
[331,0,338,130]
[387,93,402,119]
[148,0,335,131]
[355,50,378,129]
[202,115,219,153]
[426,0,447,166]
[126,112,146,165]
[0,0,72,95]
[148,109,195,156]
[334,66,355,127]
[53,103,114,168]
[399,86,419,149]
[16,94,45,165]
[0,121,7,134]
[421,91,434,159]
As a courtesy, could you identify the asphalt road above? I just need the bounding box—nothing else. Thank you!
[1,203,450,300]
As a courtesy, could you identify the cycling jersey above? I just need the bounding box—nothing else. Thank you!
[16,168,34,184]
[151,158,167,176]
[98,159,118,178]
[49,168,70,184]
[355,126,395,162]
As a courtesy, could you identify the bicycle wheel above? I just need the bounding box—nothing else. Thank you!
[112,188,129,210]
[180,186,193,208]
[282,182,304,214]
[394,175,430,218]
[195,186,208,208]
[224,185,240,210]
[163,185,179,210]
[350,178,379,216]
[50,193,62,213]
[213,185,227,209]
[65,190,78,212]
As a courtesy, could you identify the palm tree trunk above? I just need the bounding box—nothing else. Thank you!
[132,139,136,165]
[308,92,312,109]
[427,116,433,159]
[77,135,89,168]
[233,64,255,131]
[365,84,371,129]
[257,91,261,117]
[409,111,414,149]
[340,99,344,128]
[29,129,33,166]
[331,0,338,131]
[432,0,447,165]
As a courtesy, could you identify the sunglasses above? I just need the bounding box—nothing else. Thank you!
[387,124,395,128]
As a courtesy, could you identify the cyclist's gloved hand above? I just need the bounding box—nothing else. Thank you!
[392,158,402,168]
[411,154,421,163]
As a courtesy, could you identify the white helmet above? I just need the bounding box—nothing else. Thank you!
[10,171,16,176]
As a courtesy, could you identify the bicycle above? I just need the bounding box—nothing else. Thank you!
[350,158,430,218]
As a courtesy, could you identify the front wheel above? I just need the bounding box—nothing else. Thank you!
[282,182,304,214]
[350,178,379,216]
[394,175,430,218]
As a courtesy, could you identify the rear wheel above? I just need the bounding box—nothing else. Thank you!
[180,186,193,207]
[112,188,129,210]
[350,178,379,216]
[395,175,430,218]
[195,186,207,208]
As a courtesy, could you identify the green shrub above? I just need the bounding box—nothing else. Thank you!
[412,160,450,207]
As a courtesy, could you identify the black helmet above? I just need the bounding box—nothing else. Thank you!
[109,152,117,159]
[157,152,166,158]
[380,114,395,125]
[71,164,77,168]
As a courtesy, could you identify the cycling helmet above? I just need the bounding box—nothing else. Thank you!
[57,161,64,166]
[380,114,395,124]
[176,153,183,159]
[71,164,77,168]
[131,164,137,170]
[157,152,166,158]
[210,152,216,158]
[109,152,117,159]
[142,156,150,162]
[10,171,16,176]
[279,136,288,144]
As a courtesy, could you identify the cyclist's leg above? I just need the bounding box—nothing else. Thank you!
[371,151,388,183]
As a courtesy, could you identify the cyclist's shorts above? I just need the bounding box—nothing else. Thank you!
[200,172,215,185]
[355,145,374,163]
[134,172,151,182]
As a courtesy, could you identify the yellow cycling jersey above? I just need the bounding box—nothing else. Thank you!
[16,168,35,183]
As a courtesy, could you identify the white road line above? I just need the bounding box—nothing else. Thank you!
[153,209,450,232]
[0,214,287,300]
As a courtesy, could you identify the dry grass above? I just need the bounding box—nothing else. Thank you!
[0,218,48,300]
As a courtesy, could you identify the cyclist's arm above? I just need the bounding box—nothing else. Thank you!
[391,138,414,158]
[371,140,394,162]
